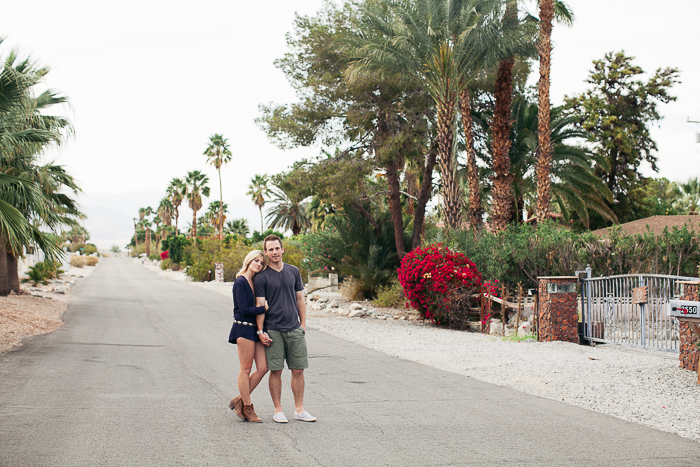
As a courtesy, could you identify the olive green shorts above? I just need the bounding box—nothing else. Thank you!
[265,327,309,371]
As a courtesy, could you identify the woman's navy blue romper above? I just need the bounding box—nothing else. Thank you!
[228,276,266,344]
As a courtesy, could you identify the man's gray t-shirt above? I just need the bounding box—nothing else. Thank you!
[254,263,304,332]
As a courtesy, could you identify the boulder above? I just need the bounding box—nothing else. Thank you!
[54,285,67,294]
[310,295,321,301]
[349,303,363,311]
[489,319,503,336]
[317,297,329,304]
[517,322,531,337]
[348,310,365,318]
[329,300,340,308]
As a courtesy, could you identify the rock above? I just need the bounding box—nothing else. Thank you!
[338,309,350,316]
[348,310,365,318]
[489,319,503,336]
[504,326,514,337]
[399,316,406,320]
[329,300,339,308]
[54,286,67,294]
[310,295,321,301]
[524,337,536,342]
[349,303,363,311]
[317,297,329,304]
[517,322,532,337]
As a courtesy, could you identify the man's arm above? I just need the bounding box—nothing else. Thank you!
[296,291,306,331]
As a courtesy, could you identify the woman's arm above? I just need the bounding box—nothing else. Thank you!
[234,280,266,318]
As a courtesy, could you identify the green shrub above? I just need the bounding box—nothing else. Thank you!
[373,280,406,308]
[83,244,98,256]
[21,261,62,286]
[251,229,285,244]
[301,203,407,299]
[160,258,172,270]
[166,235,191,264]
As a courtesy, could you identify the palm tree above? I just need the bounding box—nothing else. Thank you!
[204,134,232,239]
[225,219,250,237]
[247,174,269,233]
[347,0,532,229]
[674,177,700,215]
[536,0,574,222]
[0,45,78,293]
[206,201,228,234]
[140,206,153,256]
[157,197,173,241]
[184,171,210,238]
[167,178,185,235]
[266,187,311,236]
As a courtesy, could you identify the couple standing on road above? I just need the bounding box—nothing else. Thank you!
[227,234,315,424]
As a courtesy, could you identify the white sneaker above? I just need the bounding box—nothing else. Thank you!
[294,411,317,422]
[273,412,288,423]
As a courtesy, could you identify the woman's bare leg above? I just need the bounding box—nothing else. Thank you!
[248,341,268,393]
[237,338,256,405]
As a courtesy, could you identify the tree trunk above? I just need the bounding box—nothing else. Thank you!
[0,239,8,296]
[490,56,516,232]
[385,159,406,260]
[192,211,198,239]
[259,206,264,233]
[7,252,20,294]
[351,200,380,233]
[535,0,554,222]
[411,142,438,250]
[218,168,224,239]
[174,208,179,236]
[459,87,483,229]
[145,228,151,257]
[436,99,463,229]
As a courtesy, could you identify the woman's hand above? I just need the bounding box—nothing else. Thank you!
[264,301,269,312]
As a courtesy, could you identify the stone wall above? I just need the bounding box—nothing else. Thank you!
[537,277,579,343]
[678,282,699,372]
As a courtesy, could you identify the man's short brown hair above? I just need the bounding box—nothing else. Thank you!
[263,234,283,251]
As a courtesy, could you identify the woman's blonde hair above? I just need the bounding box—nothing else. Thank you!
[236,250,265,278]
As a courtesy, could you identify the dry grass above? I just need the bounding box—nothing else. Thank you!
[70,256,87,268]
[84,256,98,266]
[0,295,66,354]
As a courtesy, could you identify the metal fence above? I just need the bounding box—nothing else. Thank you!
[580,272,697,352]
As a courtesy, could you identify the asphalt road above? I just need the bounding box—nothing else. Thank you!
[1,258,700,466]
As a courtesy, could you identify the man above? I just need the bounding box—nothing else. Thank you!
[255,234,316,423]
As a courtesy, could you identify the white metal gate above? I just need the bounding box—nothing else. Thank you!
[580,270,697,352]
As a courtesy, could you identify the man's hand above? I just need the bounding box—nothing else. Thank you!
[260,332,273,346]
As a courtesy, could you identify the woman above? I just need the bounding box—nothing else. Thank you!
[227,250,272,423]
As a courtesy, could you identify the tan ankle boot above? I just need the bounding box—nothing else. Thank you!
[228,396,245,421]
[243,404,262,423]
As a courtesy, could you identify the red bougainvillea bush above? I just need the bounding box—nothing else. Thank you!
[160,251,169,260]
[398,244,482,328]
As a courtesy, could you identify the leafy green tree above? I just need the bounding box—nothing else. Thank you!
[564,52,680,228]
[257,2,435,257]
[206,201,228,234]
[204,134,232,239]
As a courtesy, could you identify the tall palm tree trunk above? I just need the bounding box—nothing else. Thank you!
[258,206,264,233]
[174,208,179,236]
[490,56,516,232]
[145,228,151,257]
[535,0,554,222]
[436,99,463,229]
[0,239,9,296]
[192,211,198,239]
[7,252,20,293]
[385,159,406,260]
[459,88,483,229]
[218,168,224,239]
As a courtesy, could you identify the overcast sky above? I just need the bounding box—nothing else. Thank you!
[3,0,699,248]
